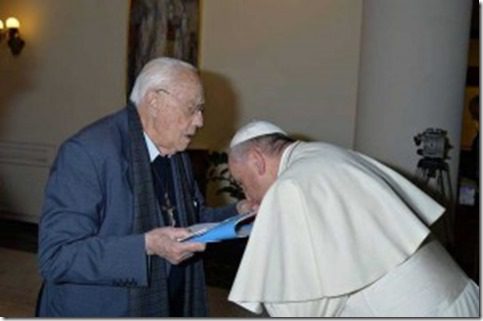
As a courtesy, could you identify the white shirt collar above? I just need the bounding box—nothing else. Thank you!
[143,132,159,162]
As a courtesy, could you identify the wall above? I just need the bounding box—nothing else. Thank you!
[0,0,472,221]
[196,0,363,150]
[355,0,471,184]
[0,0,129,222]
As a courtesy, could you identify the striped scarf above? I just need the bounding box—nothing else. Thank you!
[126,103,207,316]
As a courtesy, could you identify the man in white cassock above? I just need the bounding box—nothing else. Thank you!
[226,120,480,317]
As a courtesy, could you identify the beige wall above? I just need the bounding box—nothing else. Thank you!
[0,0,471,221]
[195,0,363,150]
[0,0,129,222]
[0,0,364,221]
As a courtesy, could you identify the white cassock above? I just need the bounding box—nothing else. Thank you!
[228,141,479,317]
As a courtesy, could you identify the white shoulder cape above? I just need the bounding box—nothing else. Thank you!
[228,142,445,313]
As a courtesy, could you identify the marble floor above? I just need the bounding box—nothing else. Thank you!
[0,247,259,318]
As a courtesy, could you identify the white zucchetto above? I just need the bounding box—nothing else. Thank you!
[230,120,288,148]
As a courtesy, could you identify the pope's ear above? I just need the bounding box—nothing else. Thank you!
[250,148,266,175]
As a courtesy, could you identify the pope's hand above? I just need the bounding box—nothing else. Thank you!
[144,227,206,265]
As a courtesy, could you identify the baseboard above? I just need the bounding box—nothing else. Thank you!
[0,211,39,224]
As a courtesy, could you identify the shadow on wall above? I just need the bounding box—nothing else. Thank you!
[197,70,240,150]
[190,71,246,289]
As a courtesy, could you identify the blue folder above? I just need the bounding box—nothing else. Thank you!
[181,211,256,243]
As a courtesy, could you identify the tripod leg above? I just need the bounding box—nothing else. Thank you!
[444,169,453,205]
[423,168,431,185]
[415,167,429,186]
[437,170,445,200]
[440,169,454,248]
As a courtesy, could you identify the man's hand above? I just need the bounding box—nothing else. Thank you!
[144,227,206,265]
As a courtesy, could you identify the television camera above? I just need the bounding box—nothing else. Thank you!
[413,128,451,160]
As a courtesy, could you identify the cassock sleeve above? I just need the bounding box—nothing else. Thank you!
[229,179,338,315]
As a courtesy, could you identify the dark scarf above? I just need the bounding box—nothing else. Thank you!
[126,103,207,317]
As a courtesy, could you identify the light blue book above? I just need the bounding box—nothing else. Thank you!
[181,211,256,243]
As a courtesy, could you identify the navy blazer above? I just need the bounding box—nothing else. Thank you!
[37,106,237,316]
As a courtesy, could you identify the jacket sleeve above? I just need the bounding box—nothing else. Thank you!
[193,181,238,222]
[180,152,238,223]
[38,140,148,287]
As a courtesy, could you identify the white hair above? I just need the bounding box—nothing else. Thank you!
[129,57,197,106]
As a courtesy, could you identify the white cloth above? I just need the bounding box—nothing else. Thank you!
[260,239,480,317]
[228,141,463,316]
[340,238,479,317]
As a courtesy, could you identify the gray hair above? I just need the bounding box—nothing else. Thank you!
[229,133,295,162]
[129,57,197,106]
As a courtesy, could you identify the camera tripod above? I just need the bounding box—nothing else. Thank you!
[415,157,454,246]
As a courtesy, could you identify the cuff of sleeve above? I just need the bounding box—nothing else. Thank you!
[110,233,149,287]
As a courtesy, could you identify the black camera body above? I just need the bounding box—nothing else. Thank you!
[414,128,451,160]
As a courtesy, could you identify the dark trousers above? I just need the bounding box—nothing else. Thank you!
[168,265,185,316]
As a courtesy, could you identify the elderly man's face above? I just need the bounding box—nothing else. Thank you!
[147,70,205,155]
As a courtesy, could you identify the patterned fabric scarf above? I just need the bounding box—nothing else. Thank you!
[126,103,207,316]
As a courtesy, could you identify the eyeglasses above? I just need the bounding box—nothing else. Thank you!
[156,88,205,117]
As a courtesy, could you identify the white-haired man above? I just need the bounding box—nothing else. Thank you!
[37,57,252,317]
[227,120,479,317]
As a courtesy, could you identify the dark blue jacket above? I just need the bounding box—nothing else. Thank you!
[36,106,236,316]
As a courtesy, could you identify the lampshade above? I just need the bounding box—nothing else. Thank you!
[0,20,4,30]
[6,17,20,29]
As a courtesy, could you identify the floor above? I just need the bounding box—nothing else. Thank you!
[0,247,40,317]
[0,220,259,318]
[0,200,478,318]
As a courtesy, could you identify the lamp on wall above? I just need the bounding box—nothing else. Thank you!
[0,17,25,56]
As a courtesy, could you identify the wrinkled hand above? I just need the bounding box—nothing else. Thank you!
[144,227,206,265]
[236,199,259,214]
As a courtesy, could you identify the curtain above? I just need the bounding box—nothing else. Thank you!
[127,0,200,98]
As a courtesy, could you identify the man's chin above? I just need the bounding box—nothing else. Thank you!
[177,139,192,152]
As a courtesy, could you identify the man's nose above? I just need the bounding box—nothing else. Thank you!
[194,112,204,128]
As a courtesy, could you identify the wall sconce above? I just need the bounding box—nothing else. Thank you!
[0,17,25,56]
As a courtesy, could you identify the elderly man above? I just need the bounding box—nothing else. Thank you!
[36,58,250,317]
[227,120,479,317]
